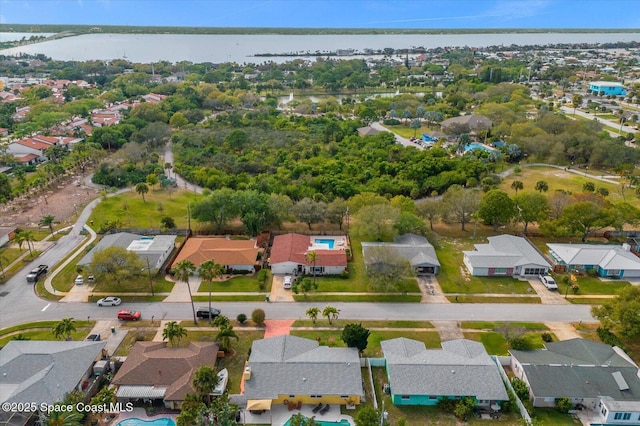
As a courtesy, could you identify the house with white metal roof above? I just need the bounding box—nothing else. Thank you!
[510,339,640,422]
[546,243,640,279]
[362,233,440,275]
[243,335,364,412]
[463,235,551,277]
[77,232,176,271]
[381,338,508,407]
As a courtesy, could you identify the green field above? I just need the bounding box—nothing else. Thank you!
[196,274,272,293]
[88,189,203,230]
[463,331,550,355]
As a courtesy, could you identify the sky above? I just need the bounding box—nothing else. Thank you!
[0,0,639,29]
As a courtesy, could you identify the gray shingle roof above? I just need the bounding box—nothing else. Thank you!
[0,340,105,405]
[464,235,550,269]
[244,336,363,399]
[362,234,440,268]
[510,339,640,401]
[381,338,508,401]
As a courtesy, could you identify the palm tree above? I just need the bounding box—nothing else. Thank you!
[322,306,340,325]
[457,133,471,153]
[173,260,198,325]
[535,180,549,193]
[192,365,220,407]
[198,259,224,324]
[410,118,422,137]
[305,250,317,286]
[20,230,35,256]
[306,307,320,324]
[135,182,149,202]
[43,410,83,426]
[215,324,239,352]
[14,231,26,253]
[52,318,76,340]
[511,180,524,195]
[162,320,187,347]
[39,215,56,239]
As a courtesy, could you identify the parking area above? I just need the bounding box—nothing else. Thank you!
[527,278,568,305]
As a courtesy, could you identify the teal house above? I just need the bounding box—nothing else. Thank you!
[589,81,626,96]
[381,338,508,408]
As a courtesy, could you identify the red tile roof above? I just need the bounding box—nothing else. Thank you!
[16,154,38,163]
[171,237,259,268]
[270,233,347,267]
[15,138,52,150]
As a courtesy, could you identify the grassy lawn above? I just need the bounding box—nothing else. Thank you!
[500,165,636,208]
[215,330,265,394]
[290,329,440,357]
[567,298,609,305]
[196,274,266,293]
[0,320,95,348]
[447,296,541,304]
[464,331,550,355]
[531,408,581,425]
[383,123,436,139]
[556,275,631,295]
[89,189,203,230]
[292,320,434,328]
[461,322,549,330]
[293,294,422,302]
[437,240,533,294]
[193,295,266,302]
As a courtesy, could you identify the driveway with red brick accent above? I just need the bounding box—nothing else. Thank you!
[263,319,295,338]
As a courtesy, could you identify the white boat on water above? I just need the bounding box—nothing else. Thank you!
[212,368,228,395]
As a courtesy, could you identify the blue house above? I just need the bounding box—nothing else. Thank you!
[547,243,640,279]
[589,81,627,97]
[381,338,508,408]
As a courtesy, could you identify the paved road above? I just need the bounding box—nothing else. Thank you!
[560,106,638,137]
[163,141,203,194]
[370,121,424,150]
[0,299,597,330]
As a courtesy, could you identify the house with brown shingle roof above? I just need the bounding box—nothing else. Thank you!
[269,233,347,275]
[171,237,260,272]
[112,341,218,409]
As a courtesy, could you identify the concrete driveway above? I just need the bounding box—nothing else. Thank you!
[527,278,568,305]
[270,274,294,302]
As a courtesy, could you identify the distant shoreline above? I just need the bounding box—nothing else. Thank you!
[1,24,639,35]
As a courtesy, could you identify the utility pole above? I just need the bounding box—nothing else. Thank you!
[145,257,154,296]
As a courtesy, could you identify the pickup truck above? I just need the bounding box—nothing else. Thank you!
[26,265,48,282]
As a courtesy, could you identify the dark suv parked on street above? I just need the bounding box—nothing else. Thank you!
[196,307,221,319]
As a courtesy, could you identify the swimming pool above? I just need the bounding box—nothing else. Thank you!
[283,416,351,426]
[116,418,176,426]
[314,238,335,249]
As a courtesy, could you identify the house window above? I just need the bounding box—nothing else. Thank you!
[289,395,296,398]
[494,268,507,275]
[614,413,622,420]
[312,266,324,274]
[310,395,322,399]
[622,413,631,420]
[429,396,438,400]
[401,395,411,400]
[340,395,349,399]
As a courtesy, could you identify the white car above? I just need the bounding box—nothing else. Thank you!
[539,275,558,290]
[97,296,122,307]
[74,275,84,285]
[283,276,293,289]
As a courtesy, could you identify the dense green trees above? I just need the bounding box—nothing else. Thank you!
[592,286,640,340]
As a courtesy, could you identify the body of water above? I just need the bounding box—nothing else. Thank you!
[0,32,638,63]
[116,418,176,426]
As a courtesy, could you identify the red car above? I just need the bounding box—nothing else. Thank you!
[117,310,141,321]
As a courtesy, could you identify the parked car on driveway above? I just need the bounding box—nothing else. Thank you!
[74,275,84,285]
[283,276,293,289]
[86,334,101,341]
[97,296,122,307]
[539,274,558,290]
[117,310,141,321]
[196,307,221,319]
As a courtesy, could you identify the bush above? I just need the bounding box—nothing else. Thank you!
[541,332,553,343]
[383,118,401,125]
[511,377,530,401]
[252,309,266,326]
[509,336,533,350]
[237,313,247,324]
[596,327,627,351]
[555,397,573,414]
